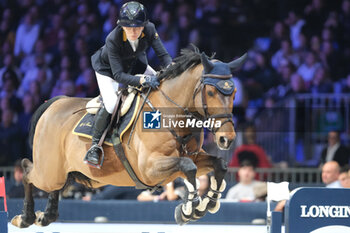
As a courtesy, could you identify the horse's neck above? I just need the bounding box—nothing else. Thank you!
[159,66,201,109]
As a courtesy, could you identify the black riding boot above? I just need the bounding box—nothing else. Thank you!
[84,106,111,167]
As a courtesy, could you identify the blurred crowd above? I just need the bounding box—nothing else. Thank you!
[1,0,350,167]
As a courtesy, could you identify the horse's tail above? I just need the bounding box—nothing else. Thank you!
[29,96,65,149]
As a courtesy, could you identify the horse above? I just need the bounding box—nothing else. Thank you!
[11,48,247,228]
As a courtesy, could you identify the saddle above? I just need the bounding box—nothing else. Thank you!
[86,88,137,117]
[73,88,139,147]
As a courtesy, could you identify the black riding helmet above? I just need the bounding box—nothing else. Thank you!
[117,1,148,27]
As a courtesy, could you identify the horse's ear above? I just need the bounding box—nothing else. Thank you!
[228,53,248,71]
[201,52,214,73]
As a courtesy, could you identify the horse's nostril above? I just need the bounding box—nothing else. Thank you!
[219,136,226,144]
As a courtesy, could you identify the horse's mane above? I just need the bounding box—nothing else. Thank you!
[158,47,204,81]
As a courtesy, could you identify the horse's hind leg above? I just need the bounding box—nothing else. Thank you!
[35,190,59,226]
[11,159,36,228]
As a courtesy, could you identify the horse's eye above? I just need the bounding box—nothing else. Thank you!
[207,91,214,97]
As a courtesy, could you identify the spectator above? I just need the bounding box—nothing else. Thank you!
[195,0,226,56]
[284,10,305,50]
[14,12,40,58]
[198,174,210,197]
[320,131,350,167]
[17,53,53,98]
[19,39,53,75]
[342,73,350,93]
[310,35,322,56]
[75,68,98,97]
[74,37,89,58]
[250,52,278,91]
[271,39,301,72]
[319,40,343,81]
[102,4,118,40]
[44,14,63,52]
[76,22,100,54]
[0,69,20,107]
[321,161,342,188]
[59,80,76,97]
[83,185,141,201]
[303,0,328,37]
[36,68,54,99]
[297,51,321,87]
[17,93,37,156]
[229,125,272,171]
[268,21,288,55]
[338,167,350,188]
[1,39,14,63]
[278,62,296,87]
[310,66,333,94]
[137,178,185,202]
[0,9,16,47]
[177,13,199,52]
[0,53,21,86]
[148,10,178,67]
[339,0,350,61]
[50,69,74,98]
[0,107,22,166]
[226,160,266,202]
[157,10,179,58]
[295,33,309,59]
[289,72,307,94]
[98,0,112,20]
[321,27,338,50]
[6,160,24,198]
[28,80,43,107]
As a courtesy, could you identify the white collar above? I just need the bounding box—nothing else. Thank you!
[128,39,139,52]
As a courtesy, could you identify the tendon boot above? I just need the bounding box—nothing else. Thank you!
[84,106,111,168]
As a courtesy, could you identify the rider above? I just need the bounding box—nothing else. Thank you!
[85,1,172,167]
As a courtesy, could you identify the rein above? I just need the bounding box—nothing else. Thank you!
[126,87,152,146]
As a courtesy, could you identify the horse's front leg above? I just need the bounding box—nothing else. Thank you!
[174,157,200,225]
[206,157,227,213]
[143,155,199,225]
[193,156,227,220]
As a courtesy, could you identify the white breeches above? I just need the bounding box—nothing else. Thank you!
[95,65,156,113]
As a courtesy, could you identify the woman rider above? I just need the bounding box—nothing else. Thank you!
[85,1,172,167]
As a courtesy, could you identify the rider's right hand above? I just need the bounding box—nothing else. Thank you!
[140,75,160,89]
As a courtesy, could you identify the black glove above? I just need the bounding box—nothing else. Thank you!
[141,75,160,89]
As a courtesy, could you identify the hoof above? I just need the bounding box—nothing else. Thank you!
[11,215,33,228]
[208,201,220,214]
[34,211,45,226]
[192,209,207,221]
[34,211,58,227]
[174,204,190,225]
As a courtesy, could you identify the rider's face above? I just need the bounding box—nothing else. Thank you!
[123,27,144,41]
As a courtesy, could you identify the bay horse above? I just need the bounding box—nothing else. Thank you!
[11,48,247,227]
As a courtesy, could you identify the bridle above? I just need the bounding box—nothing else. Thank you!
[192,73,235,134]
[151,73,236,155]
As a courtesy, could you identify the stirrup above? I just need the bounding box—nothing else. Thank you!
[83,144,105,169]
